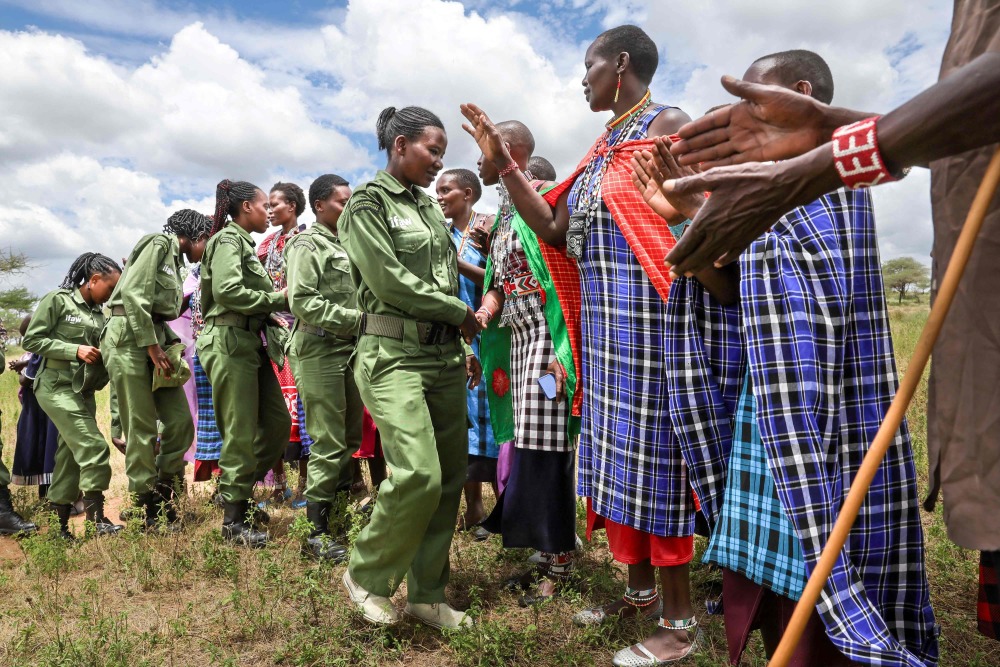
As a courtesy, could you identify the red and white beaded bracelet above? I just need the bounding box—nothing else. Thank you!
[831,116,907,189]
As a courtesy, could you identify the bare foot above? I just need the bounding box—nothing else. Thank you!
[630,626,695,662]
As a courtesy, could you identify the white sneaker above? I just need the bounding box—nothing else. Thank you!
[404,601,472,629]
[342,571,398,625]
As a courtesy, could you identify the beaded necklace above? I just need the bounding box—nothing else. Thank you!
[566,90,652,259]
[456,210,475,257]
[492,169,534,283]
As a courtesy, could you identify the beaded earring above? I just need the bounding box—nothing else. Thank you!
[614,72,621,103]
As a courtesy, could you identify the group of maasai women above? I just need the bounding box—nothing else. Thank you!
[0,22,981,667]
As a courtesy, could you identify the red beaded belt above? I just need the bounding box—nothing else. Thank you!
[502,272,542,298]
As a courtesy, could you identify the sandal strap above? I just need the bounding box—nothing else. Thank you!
[659,615,698,631]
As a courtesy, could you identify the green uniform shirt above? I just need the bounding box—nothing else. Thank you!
[200,223,285,319]
[339,170,467,326]
[284,223,362,340]
[22,288,106,362]
[106,233,184,348]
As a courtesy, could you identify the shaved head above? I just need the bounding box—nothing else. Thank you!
[496,120,536,157]
[749,49,834,104]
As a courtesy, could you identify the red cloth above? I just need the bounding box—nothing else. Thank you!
[980,550,1000,640]
[585,498,693,566]
[272,359,301,442]
[193,459,221,482]
[354,407,383,459]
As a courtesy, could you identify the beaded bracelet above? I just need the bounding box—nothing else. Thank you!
[831,116,907,189]
[498,161,520,178]
[476,306,494,323]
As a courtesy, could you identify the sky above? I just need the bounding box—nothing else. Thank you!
[0,0,952,293]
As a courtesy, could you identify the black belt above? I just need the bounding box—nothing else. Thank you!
[298,322,355,341]
[206,313,265,331]
[109,305,166,323]
[360,313,459,345]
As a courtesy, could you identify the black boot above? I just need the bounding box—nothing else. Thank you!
[221,500,267,548]
[0,486,38,536]
[83,491,124,536]
[52,503,75,540]
[303,501,348,562]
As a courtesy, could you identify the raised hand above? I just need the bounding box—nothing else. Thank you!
[663,144,841,276]
[631,137,705,223]
[670,76,834,168]
[460,103,513,167]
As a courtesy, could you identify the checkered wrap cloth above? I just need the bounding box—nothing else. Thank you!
[740,189,937,666]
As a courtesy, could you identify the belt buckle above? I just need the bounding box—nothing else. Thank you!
[425,322,445,345]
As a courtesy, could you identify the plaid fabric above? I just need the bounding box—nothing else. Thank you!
[704,373,807,600]
[508,308,571,453]
[663,275,743,529]
[741,189,937,666]
[192,352,222,461]
[980,550,1000,640]
[568,105,692,537]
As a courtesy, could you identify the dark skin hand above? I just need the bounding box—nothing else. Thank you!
[670,76,869,168]
[76,345,101,364]
[459,306,480,344]
[546,359,567,403]
[630,138,740,305]
[466,354,482,390]
[147,344,175,375]
[664,50,1000,275]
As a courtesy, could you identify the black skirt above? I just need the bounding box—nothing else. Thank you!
[481,446,576,554]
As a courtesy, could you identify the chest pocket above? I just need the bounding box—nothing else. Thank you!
[155,269,181,308]
[326,256,355,294]
[394,229,431,277]
[246,257,271,289]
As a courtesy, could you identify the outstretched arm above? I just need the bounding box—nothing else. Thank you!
[664,50,1000,275]
[461,103,570,247]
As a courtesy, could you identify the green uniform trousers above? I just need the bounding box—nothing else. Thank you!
[347,332,468,604]
[288,332,362,504]
[34,368,112,505]
[104,338,194,494]
[196,325,290,503]
[109,382,123,441]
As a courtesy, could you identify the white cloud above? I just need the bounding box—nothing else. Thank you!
[0,0,953,294]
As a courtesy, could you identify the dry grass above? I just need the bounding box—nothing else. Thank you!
[0,304,995,666]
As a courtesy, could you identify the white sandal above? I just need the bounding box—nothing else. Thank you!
[610,616,700,666]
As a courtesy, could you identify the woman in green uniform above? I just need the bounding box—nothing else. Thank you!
[339,106,480,629]
[197,179,291,548]
[103,209,213,529]
[23,253,122,539]
[285,173,362,562]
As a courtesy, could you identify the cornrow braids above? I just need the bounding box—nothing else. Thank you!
[376,105,445,155]
[59,252,122,289]
[308,174,350,214]
[440,168,483,202]
[270,181,306,217]
[164,208,213,241]
[211,179,261,236]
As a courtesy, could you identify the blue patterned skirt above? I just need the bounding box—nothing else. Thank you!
[192,353,222,461]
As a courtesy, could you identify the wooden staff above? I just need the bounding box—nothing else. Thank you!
[768,146,1000,667]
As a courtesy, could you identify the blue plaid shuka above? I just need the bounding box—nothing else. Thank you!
[663,275,744,530]
[193,352,222,461]
[739,189,936,666]
[704,372,807,600]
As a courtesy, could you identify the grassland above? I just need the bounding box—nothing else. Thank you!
[0,304,995,666]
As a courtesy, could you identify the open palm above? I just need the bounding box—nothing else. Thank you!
[460,103,511,165]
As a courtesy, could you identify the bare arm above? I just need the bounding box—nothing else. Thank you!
[664,50,1000,275]
[457,259,486,287]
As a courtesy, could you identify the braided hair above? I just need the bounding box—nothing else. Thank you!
[211,179,261,236]
[164,208,213,241]
[59,252,122,289]
[308,174,350,214]
[376,106,445,155]
[270,182,306,217]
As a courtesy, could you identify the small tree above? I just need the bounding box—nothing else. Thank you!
[882,256,930,304]
[0,249,38,342]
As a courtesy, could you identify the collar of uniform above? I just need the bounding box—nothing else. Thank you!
[372,169,433,204]
[228,222,256,247]
[311,222,340,242]
[69,286,101,313]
